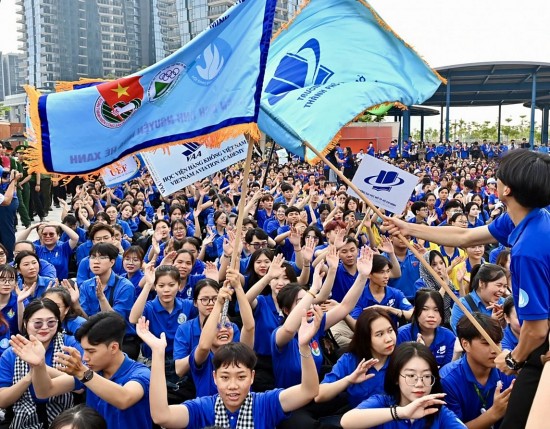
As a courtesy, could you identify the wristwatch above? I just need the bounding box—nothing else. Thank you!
[79,369,94,383]
[505,351,525,371]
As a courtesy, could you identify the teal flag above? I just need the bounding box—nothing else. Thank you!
[258,0,444,161]
[25,0,276,175]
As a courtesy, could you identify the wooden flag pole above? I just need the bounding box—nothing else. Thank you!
[303,141,500,354]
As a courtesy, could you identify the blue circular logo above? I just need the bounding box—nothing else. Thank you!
[189,39,232,86]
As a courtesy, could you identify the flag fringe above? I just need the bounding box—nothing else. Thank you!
[305,101,404,165]
[55,78,111,93]
[271,0,310,41]
[356,0,446,85]
[23,83,260,178]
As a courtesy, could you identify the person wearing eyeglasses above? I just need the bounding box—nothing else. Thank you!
[18,221,79,281]
[0,298,83,427]
[341,342,466,429]
[78,243,138,359]
[188,273,254,398]
[440,314,514,429]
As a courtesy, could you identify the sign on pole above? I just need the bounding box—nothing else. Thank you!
[349,156,417,214]
[101,154,143,187]
[142,135,248,196]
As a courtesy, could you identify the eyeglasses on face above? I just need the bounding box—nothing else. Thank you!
[89,255,110,261]
[30,319,58,330]
[250,241,268,250]
[198,297,217,305]
[0,277,15,285]
[400,373,435,387]
[123,258,141,263]
[0,251,5,257]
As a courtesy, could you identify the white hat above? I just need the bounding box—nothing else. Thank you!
[487,178,497,184]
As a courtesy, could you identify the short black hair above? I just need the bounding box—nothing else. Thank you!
[88,223,114,240]
[89,243,119,261]
[285,206,300,216]
[244,228,268,244]
[411,201,427,215]
[62,214,78,227]
[50,404,107,429]
[213,342,257,371]
[280,183,293,192]
[443,199,464,212]
[76,312,126,347]
[456,313,503,344]
[497,149,550,208]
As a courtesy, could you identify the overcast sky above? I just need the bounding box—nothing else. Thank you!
[1,0,548,131]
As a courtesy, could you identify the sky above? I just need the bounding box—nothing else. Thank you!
[0,0,549,131]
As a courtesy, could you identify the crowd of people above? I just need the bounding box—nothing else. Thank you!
[0,137,548,429]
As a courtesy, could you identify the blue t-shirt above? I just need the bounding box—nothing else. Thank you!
[76,240,93,265]
[271,314,326,388]
[253,294,283,356]
[488,209,550,323]
[83,355,152,429]
[501,325,519,351]
[173,317,241,360]
[332,263,359,303]
[17,275,54,300]
[35,241,73,280]
[440,356,515,424]
[322,353,389,407]
[356,394,466,429]
[63,316,87,336]
[141,297,197,358]
[351,284,413,326]
[79,271,136,336]
[397,324,455,367]
[183,389,289,429]
[450,291,504,335]
[386,251,421,301]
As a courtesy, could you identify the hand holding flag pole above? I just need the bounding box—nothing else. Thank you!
[303,140,501,354]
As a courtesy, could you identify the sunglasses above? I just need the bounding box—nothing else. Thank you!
[42,232,56,237]
[30,319,58,330]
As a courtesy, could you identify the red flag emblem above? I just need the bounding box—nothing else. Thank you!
[94,76,144,128]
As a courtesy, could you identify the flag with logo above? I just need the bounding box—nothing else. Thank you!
[24,0,276,176]
[258,0,444,162]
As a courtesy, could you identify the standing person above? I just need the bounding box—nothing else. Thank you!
[29,172,46,222]
[385,150,550,429]
[0,169,21,261]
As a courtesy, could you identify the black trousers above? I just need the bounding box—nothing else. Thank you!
[500,337,549,429]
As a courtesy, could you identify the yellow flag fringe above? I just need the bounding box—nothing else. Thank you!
[55,78,111,93]
[23,84,260,178]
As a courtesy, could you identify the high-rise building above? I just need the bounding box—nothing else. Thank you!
[16,0,150,91]
[151,0,300,62]
[0,52,24,101]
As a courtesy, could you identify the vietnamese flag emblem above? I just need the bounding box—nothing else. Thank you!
[95,76,144,128]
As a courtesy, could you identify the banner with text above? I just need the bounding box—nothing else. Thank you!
[101,154,144,187]
[142,135,248,196]
[349,156,417,214]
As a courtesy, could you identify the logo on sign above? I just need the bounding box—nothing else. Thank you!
[189,40,232,86]
[264,38,334,105]
[148,63,186,102]
[364,170,405,192]
[182,142,202,161]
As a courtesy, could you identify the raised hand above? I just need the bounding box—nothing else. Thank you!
[60,279,79,304]
[17,282,37,303]
[325,245,339,270]
[346,358,378,384]
[10,334,46,367]
[377,236,394,254]
[204,261,219,282]
[266,254,285,280]
[95,276,106,301]
[136,317,167,352]
[357,246,374,277]
[334,228,346,250]
[311,263,326,295]
[301,236,316,263]
[54,346,87,377]
[383,217,412,238]
[298,306,323,346]
[226,268,241,289]
[398,393,446,420]
[143,263,156,287]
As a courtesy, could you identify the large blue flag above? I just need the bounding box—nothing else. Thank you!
[25,0,276,175]
[258,0,444,162]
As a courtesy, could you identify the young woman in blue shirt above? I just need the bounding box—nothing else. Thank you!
[14,251,56,301]
[397,289,456,367]
[42,285,87,337]
[341,342,466,429]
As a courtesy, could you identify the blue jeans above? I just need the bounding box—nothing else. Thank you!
[0,198,19,261]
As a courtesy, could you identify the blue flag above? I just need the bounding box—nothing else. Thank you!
[25,0,276,175]
[258,0,444,162]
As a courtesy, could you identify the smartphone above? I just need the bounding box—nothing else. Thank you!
[356,212,365,221]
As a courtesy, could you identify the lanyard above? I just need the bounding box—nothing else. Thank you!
[472,383,490,410]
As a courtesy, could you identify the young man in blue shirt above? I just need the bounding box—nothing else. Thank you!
[385,149,550,429]
[440,314,514,429]
[12,312,152,429]
[137,312,320,429]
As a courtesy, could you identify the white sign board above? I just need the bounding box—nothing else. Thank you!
[101,154,143,188]
[142,135,248,196]
[348,156,417,214]
[276,148,288,164]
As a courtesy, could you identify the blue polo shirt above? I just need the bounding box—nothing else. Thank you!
[489,209,550,323]
[351,283,413,326]
[76,240,93,265]
[141,297,197,358]
[271,314,326,388]
[356,394,466,429]
[179,274,206,300]
[35,241,73,280]
[257,209,275,230]
[332,263,359,303]
[440,355,514,424]
[386,251,421,301]
[116,219,133,238]
[189,349,217,397]
[76,255,125,286]
[173,317,241,360]
[81,355,152,429]
[1,292,20,336]
[18,275,55,300]
[501,325,519,351]
[38,259,57,279]
[450,291,505,335]
[79,271,136,336]
[397,324,456,367]
[182,389,288,429]
[253,294,283,356]
[322,352,389,407]
[63,316,87,336]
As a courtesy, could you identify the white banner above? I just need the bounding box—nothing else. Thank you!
[101,154,143,187]
[276,148,288,164]
[348,156,417,214]
[142,135,248,196]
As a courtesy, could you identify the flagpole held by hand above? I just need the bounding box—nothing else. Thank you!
[303,140,500,354]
